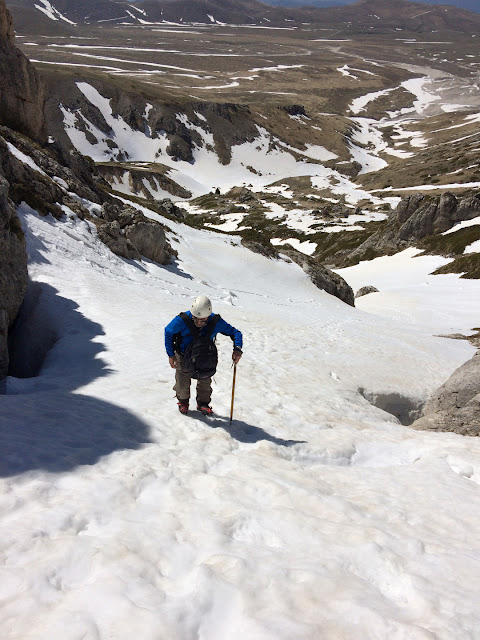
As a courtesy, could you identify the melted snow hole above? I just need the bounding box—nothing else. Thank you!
[359,388,424,426]
[8,282,60,378]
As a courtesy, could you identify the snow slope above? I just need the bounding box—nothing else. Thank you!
[2,201,480,640]
[57,82,408,204]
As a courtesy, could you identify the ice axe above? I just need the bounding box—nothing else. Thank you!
[229,362,237,425]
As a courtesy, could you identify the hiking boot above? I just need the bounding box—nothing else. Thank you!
[197,404,213,416]
[177,400,189,415]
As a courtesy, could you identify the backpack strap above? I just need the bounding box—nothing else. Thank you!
[204,314,220,339]
[179,312,199,337]
[179,312,220,339]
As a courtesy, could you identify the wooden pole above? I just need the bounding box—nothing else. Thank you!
[230,363,237,425]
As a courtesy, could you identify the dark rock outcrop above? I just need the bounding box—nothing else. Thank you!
[96,164,192,201]
[97,220,141,261]
[0,0,46,143]
[98,203,176,264]
[334,160,362,179]
[0,0,43,379]
[0,128,104,217]
[397,191,458,238]
[0,126,178,265]
[157,199,185,220]
[454,193,480,222]
[166,132,194,163]
[0,308,8,380]
[241,239,279,260]
[347,191,480,265]
[279,105,307,117]
[0,168,28,379]
[281,247,355,306]
[412,350,480,437]
[125,221,173,265]
[355,285,379,298]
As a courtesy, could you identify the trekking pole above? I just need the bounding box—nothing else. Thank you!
[230,362,237,425]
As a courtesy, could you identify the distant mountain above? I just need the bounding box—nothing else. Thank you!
[263,0,480,13]
[6,0,480,31]
[302,0,480,32]
[8,0,138,25]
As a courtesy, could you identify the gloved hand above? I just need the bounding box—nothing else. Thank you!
[169,356,178,369]
[232,349,242,364]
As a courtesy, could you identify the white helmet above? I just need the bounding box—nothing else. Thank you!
[191,295,212,318]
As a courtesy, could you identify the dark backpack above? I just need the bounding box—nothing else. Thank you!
[180,312,221,379]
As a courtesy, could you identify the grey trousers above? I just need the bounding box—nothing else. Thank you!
[174,353,212,405]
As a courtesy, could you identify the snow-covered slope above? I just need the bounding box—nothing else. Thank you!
[2,197,480,639]
[32,0,76,25]
[55,77,480,214]
[59,82,349,200]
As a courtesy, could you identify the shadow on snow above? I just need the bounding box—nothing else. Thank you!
[1,283,152,477]
[200,415,306,447]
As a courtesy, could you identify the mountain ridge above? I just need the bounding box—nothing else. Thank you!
[7,0,480,32]
[265,0,480,15]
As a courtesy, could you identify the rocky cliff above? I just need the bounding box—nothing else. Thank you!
[0,167,28,380]
[412,349,480,437]
[0,0,39,379]
[0,0,46,142]
[329,191,480,268]
[43,74,262,168]
[281,248,355,307]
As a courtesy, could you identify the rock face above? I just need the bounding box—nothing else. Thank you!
[241,238,280,260]
[281,247,355,306]
[0,0,47,142]
[0,168,28,379]
[96,164,192,200]
[125,221,173,264]
[412,351,480,437]
[0,0,43,379]
[355,286,379,299]
[44,77,260,167]
[0,128,104,217]
[0,126,181,267]
[98,203,176,264]
[347,191,480,264]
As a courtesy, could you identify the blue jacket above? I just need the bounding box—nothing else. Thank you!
[165,311,243,357]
